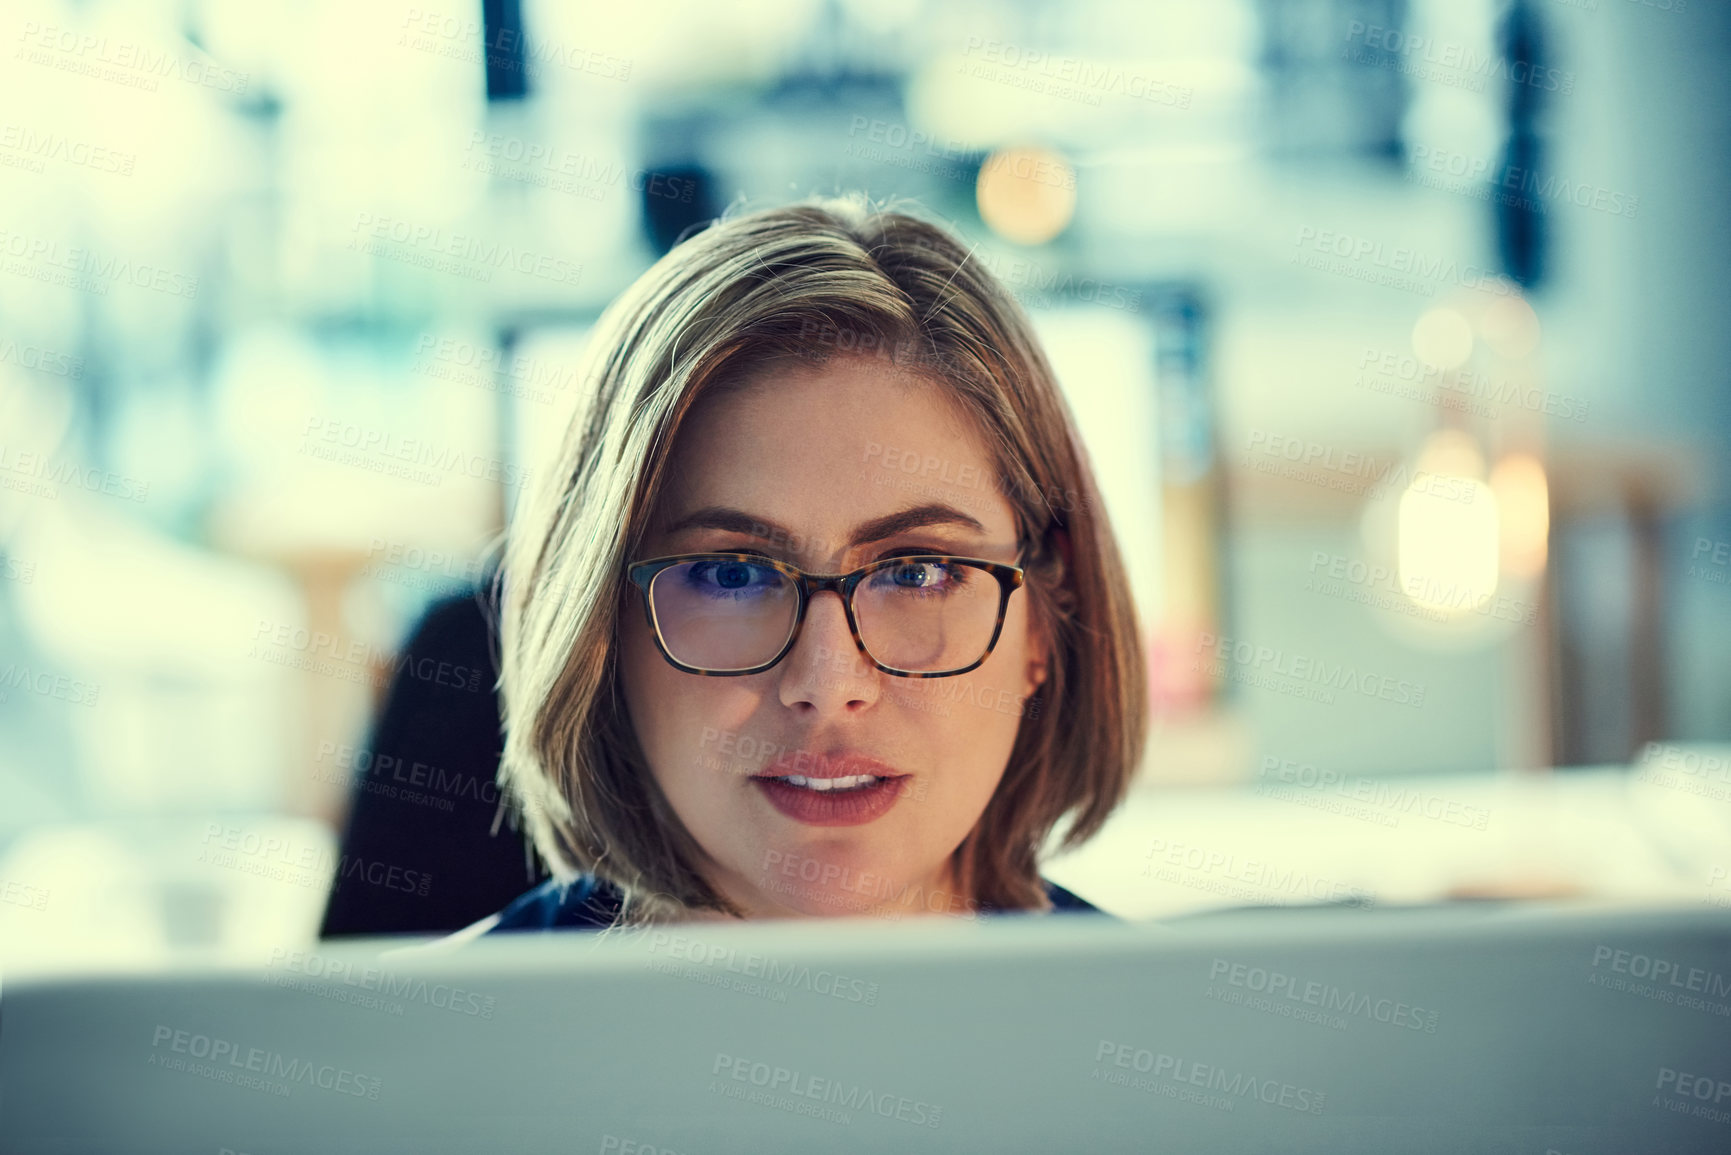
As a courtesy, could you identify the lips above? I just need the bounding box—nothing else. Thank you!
[750,751,910,826]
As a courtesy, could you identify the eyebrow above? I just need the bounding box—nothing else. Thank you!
[663,502,989,549]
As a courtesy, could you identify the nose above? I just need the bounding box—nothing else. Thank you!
[777,590,879,713]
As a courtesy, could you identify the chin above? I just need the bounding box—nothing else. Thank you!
[747,835,942,919]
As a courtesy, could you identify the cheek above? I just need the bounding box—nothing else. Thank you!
[899,605,1036,787]
[619,612,668,733]
[620,613,751,797]
[620,613,701,780]
[974,601,1039,735]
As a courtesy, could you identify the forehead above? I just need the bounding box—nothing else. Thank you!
[653,356,1015,546]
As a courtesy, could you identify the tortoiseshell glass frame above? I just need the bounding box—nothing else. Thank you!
[626,552,1026,678]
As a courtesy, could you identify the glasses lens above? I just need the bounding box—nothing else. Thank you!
[852,559,1001,673]
[649,559,798,671]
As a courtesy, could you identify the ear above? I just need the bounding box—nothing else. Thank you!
[1024,653,1049,696]
[1021,526,1070,695]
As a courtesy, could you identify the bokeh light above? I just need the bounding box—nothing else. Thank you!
[1411,306,1474,371]
[1491,452,1551,579]
[1398,429,1498,615]
[976,147,1077,246]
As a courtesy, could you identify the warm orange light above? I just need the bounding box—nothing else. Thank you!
[1491,452,1550,578]
[976,147,1076,246]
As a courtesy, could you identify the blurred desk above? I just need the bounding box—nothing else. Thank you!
[1046,764,1731,920]
[0,815,335,980]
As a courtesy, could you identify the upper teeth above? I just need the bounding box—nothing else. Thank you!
[780,774,881,791]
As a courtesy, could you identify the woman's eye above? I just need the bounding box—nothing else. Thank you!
[876,561,961,591]
[893,563,936,587]
[687,560,776,593]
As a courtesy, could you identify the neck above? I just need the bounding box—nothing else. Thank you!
[697,855,975,923]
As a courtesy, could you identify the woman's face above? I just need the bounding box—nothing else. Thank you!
[619,355,1048,920]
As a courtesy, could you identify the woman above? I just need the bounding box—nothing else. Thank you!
[473,196,1145,933]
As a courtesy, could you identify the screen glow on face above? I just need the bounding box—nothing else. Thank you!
[618,357,1048,921]
[640,553,1011,676]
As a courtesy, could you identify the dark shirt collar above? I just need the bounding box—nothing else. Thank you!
[487,874,1104,933]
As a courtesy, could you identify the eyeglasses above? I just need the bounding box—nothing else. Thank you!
[626,552,1026,678]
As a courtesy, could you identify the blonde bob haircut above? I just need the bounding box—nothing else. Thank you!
[498,196,1146,925]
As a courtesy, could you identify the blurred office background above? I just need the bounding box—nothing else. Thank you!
[2,0,1729,971]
